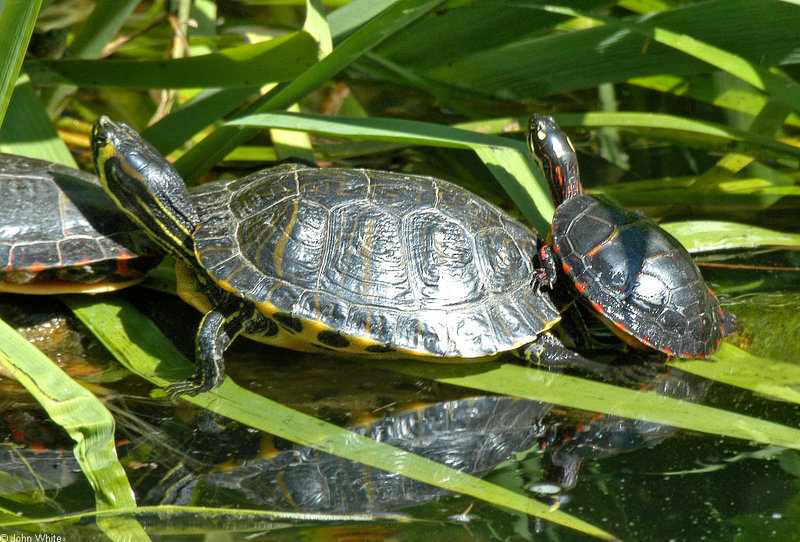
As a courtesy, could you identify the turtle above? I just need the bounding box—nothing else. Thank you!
[0,153,162,294]
[527,114,736,359]
[90,116,604,397]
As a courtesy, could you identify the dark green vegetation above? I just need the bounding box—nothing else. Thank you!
[0,1,799,540]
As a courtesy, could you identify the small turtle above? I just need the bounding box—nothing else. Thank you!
[528,114,735,358]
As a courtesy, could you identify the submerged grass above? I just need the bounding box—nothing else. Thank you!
[0,0,799,539]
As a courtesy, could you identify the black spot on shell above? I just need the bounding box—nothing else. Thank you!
[253,317,279,337]
[365,344,395,354]
[317,330,350,349]
[273,312,303,333]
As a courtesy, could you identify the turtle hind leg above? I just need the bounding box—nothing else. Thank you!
[166,298,255,397]
[521,333,667,385]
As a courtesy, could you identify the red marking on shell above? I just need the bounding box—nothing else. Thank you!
[682,352,692,358]
[574,282,585,293]
[562,263,571,273]
[615,320,627,332]
[27,261,47,272]
[591,302,603,314]
[553,244,560,253]
[663,347,674,356]
[9,425,25,442]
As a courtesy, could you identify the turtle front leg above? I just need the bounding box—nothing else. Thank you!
[166,298,254,397]
[533,241,558,291]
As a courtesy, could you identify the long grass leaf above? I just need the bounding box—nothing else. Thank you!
[369,359,800,450]
[26,32,318,89]
[673,344,800,404]
[661,221,800,253]
[629,74,800,129]
[542,3,800,113]
[425,1,799,99]
[175,0,447,182]
[0,316,147,541]
[63,295,616,540]
[67,0,140,59]
[0,0,43,123]
[0,76,75,164]
[229,111,553,233]
[552,112,800,162]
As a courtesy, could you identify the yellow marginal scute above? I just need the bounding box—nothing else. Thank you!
[248,298,497,361]
[0,277,144,295]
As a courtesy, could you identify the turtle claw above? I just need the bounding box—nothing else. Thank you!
[164,379,205,398]
[533,242,558,291]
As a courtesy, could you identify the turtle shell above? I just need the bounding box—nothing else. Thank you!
[551,194,732,358]
[0,154,161,293]
[191,164,559,358]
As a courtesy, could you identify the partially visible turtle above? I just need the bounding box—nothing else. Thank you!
[0,153,161,294]
[91,116,600,396]
[527,114,735,358]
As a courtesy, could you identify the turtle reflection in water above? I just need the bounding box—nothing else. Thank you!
[0,375,708,516]
[0,298,707,517]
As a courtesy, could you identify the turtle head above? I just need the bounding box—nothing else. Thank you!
[92,116,200,266]
[527,114,582,206]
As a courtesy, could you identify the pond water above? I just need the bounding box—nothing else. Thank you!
[0,281,798,541]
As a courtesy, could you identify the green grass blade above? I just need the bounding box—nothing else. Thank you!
[673,344,800,404]
[0,75,75,165]
[229,111,553,234]
[0,505,392,531]
[26,31,318,89]
[66,0,140,59]
[629,74,800,129]
[0,316,147,541]
[142,87,260,155]
[327,0,400,38]
[552,112,800,162]
[661,221,800,253]
[62,295,616,540]
[0,0,43,123]
[369,359,800,450]
[542,3,800,113]
[175,0,447,182]
[424,1,799,99]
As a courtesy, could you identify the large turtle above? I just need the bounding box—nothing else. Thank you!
[91,116,597,396]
